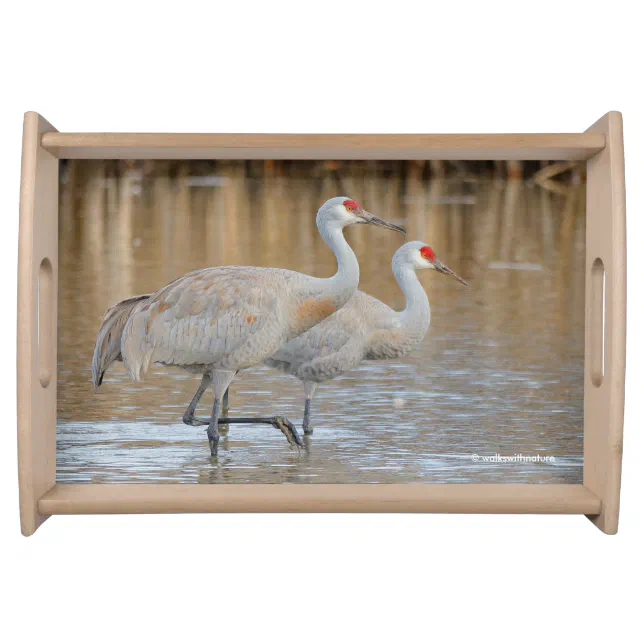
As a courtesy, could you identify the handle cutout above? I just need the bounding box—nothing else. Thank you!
[38,258,53,388]
[590,257,605,387]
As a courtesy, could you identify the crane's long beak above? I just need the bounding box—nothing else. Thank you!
[358,209,406,234]
[434,259,468,286]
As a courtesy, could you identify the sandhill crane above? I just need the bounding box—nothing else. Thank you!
[266,241,467,434]
[92,197,404,456]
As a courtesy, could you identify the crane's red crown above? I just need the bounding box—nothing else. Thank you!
[420,246,436,262]
[343,199,360,211]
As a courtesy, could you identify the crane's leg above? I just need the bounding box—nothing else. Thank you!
[220,387,230,434]
[207,370,236,457]
[303,382,318,435]
[192,416,304,449]
[191,414,302,448]
[189,373,302,449]
[182,374,212,426]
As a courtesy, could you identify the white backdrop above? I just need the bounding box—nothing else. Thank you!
[1,2,641,641]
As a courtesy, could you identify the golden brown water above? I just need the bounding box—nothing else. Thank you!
[57,160,585,484]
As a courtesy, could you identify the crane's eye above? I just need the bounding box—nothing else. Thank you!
[343,199,359,212]
[345,206,353,211]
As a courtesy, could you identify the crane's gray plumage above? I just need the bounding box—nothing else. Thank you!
[266,241,467,434]
[91,197,404,455]
[92,293,151,389]
[122,265,350,381]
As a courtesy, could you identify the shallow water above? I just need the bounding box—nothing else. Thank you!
[57,160,585,484]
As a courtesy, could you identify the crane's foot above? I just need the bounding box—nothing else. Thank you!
[185,415,211,426]
[183,412,206,427]
[270,417,304,449]
[207,426,220,457]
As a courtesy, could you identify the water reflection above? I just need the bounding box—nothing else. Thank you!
[57,160,585,484]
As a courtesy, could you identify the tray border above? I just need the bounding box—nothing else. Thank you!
[583,113,627,534]
[17,113,625,535]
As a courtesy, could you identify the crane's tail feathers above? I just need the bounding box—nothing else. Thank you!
[123,347,154,383]
[92,294,151,390]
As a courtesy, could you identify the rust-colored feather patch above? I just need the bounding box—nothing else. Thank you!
[145,301,169,334]
[158,301,173,313]
[291,298,337,333]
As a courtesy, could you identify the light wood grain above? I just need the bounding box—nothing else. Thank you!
[38,484,601,515]
[583,112,626,534]
[17,112,59,536]
[40,132,605,160]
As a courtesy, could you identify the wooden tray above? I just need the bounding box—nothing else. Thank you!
[17,112,625,535]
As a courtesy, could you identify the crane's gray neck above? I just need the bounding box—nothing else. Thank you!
[393,261,431,335]
[314,221,360,306]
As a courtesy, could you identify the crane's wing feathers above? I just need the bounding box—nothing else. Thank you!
[268,309,354,367]
[122,267,285,379]
[267,294,369,382]
[266,289,411,383]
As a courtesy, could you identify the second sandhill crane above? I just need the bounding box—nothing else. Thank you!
[92,197,404,455]
[266,241,467,434]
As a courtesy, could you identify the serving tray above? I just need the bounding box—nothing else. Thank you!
[17,112,625,535]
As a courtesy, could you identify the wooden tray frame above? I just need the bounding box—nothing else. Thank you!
[17,112,626,536]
